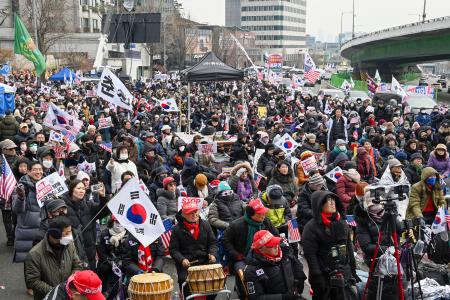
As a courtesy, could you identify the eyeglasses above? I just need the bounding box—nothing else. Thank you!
[221,190,233,197]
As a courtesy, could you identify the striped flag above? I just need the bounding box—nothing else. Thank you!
[445,208,450,231]
[287,218,301,243]
[346,215,357,227]
[304,52,320,83]
[0,155,17,202]
[161,218,173,249]
[304,69,320,83]
[99,142,112,153]
[254,174,262,188]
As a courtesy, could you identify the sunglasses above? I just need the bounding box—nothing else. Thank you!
[221,190,233,197]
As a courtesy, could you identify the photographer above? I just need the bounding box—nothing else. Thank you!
[406,167,446,224]
[354,189,403,300]
[302,191,358,300]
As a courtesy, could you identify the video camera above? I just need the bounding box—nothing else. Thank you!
[366,184,409,204]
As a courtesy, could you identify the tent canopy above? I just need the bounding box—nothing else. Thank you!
[182,52,244,82]
[0,83,16,93]
[48,67,79,81]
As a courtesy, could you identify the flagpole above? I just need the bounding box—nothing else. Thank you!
[31,0,39,49]
[187,82,191,134]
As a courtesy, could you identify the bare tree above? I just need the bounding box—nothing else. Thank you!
[0,49,13,63]
[21,0,74,56]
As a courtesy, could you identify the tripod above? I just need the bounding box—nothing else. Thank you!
[400,223,424,300]
[362,200,404,300]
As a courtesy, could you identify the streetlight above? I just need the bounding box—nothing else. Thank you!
[340,11,352,46]
[422,0,427,23]
[352,0,355,39]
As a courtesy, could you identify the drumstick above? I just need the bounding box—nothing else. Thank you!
[189,260,199,265]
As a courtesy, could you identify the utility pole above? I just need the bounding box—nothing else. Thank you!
[340,11,352,47]
[422,0,427,23]
[352,0,355,39]
[32,0,39,48]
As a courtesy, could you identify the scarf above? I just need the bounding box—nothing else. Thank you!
[197,185,208,199]
[357,153,372,177]
[237,178,253,201]
[321,212,341,228]
[244,213,264,255]
[255,245,283,263]
[183,221,200,240]
[109,228,126,247]
[137,244,153,272]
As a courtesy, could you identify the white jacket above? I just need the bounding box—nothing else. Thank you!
[106,159,138,192]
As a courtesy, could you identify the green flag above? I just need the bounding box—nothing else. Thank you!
[14,14,46,76]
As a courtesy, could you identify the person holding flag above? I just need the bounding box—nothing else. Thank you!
[169,199,218,298]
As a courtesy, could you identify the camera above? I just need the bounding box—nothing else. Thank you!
[367,184,409,204]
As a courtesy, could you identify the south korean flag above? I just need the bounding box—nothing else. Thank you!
[108,178,165,247]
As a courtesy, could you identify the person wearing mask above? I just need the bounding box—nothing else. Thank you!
[269,161,299,208]
[302,191,358,300]
[244,230,306,300]
[223,199,279,296]
[171,139,191,170]
[137,142,166,186]
[297,173,327,233]
[326,108,348,151]
[257,143,278,182]
[38,149,57,177]
[106,143,138,193]
[157,177,180,223]
[148,167,169,204]
[407,167,446,224]
[427,143,450,178]
[25,216,82,300]
[169,200,218,298]
[43,270,106,300]
[63,179,107,270]
[354,189,403,300]
[12,161,44,263]
[336,168,361,212]
[208,181,245,231]
[327,139,351,165]
[405,153,424,185]
[228,162,258,202]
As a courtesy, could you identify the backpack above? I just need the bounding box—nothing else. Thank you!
[427,231,450,265]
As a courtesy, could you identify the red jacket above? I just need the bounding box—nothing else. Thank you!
[336,175,357,210]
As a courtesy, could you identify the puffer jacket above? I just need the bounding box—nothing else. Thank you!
[106,156,138,192]
[25,235,82,300]
[268,167,299,204]
[257,152,277,178]
[261,186,292,229]
[406,167,446,219]
[0,115,19,140]
[228,162,258,201]
[296,184,326,232]
[156,188,179,223]
[63,193,108,270]
[12,175,45,262]
[336,174,357,210]
[207,193,244,230]
[427,151,450,177]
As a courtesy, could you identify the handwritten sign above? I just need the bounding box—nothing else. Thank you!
[98,117,112,129]
[300,156,318,175]
[36,172,69,207]
[198,142,217,155]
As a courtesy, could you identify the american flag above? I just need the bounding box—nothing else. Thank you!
[0,155,17,202]
[304,69,321,83]
[254,174,263,188]
[161,218,173,249]
[346,215,357,227]
[287,218,301,243]
[99,142,112,153]
[445,208,450,231]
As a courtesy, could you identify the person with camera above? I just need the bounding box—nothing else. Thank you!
[354,188,403,300]
[302,191,358,300]
[244,230,306,300]
[406,166,446,224]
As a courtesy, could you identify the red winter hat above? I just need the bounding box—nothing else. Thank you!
[163,177,176,188]
[67,270,105,300]
[251,230,281,249]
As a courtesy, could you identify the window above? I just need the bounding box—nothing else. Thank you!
[82,18,90,29]
[93,19,98,29]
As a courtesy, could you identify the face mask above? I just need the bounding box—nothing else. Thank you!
[29,145,38,153]
[179,146,185,152]
[368,204,385,221]
[426,177,436,186]
[42,160,53,169]
[119,154,128,160]
[339,145,346,151]
[20,145,27,151]
[60,234,73,246]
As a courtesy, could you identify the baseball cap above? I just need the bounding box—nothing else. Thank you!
[182,199,199,215]
[248,199,269,215]
[0,139,17,150]
[251,230,281,249]
[19,123,28,129]
[68,270,105,300]
[163,176,176,187]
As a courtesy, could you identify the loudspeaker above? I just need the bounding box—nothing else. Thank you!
[103,13,161,44]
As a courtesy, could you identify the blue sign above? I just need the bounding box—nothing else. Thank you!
[0,63,11,75]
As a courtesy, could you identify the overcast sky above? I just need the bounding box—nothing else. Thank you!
[178,0,450,42]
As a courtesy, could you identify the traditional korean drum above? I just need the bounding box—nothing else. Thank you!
[186,264,226,293]
[128,272,173,300]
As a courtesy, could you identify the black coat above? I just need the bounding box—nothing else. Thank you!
[257,152,277,178]
[136,156,165,184]
[404,164,421,185]
[63,193,108,269]
[302,191,356,295]
[231,141,249,162]
[297,184,326,232]
[169,212,218,268]
[244,245,306,300]
[223,216,278,262]
[121,234,165,276]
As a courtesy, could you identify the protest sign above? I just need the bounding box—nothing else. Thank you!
[258,106,267,118]
[98,117,112,129]
[36,172,68,207]
[177,197,204,211]
[300,156,318,175]
[198,142,217,155]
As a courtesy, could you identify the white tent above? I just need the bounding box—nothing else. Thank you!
[0,83,16,94]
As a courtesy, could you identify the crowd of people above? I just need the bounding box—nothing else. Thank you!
[0,70,449,300]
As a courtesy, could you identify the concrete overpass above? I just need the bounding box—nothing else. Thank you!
[340,17,450,80]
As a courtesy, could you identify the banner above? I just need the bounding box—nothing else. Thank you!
[98,117,112,129]
[177,196,204,211]
[108,178,165,247]
[36,172,68,207]
[198,142,217,155]
[391,76,408,103]
[300,156,318,175]
[268,54,283,73]
[96,68,133,111]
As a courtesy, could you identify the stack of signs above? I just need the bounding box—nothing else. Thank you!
[36,172,69,207]
[325,166,343,183]
[98,117,112,129]
[198,142,217,155]
[275,133,299,155]
[177,197,204,211]
[300,156,318,175]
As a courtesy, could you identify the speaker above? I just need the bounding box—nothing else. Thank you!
[103,13,161,44]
